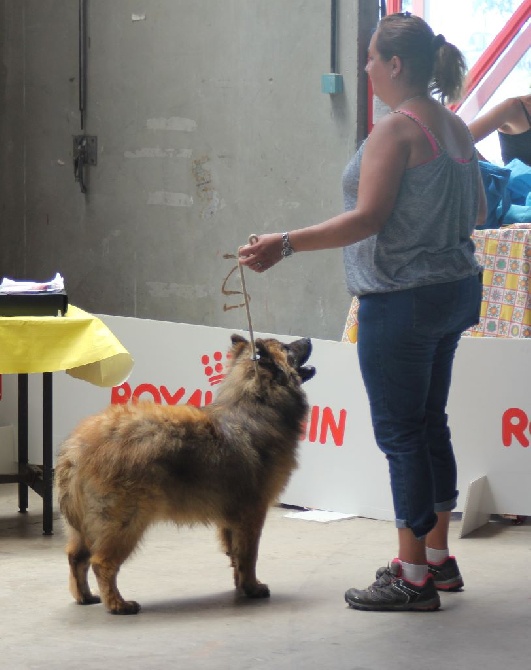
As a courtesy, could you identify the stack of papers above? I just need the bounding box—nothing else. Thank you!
[0,273,65,294]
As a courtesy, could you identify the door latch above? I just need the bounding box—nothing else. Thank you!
[73,135,97,193]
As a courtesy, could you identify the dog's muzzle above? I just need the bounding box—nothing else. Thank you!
[290,338,316,383]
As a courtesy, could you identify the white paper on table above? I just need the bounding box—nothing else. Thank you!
[0,273,65,294]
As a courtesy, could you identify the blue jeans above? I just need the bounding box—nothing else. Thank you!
[357,274,482,539]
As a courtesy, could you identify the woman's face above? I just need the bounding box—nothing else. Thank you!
[365,31,391,101]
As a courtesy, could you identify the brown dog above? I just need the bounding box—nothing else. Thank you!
[55,334,315,614]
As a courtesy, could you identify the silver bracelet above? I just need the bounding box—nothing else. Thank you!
[281,232,294,258]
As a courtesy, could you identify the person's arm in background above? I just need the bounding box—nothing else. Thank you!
[468,95,531,142]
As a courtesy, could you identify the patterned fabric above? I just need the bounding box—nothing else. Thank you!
[342,224,531,343]
[342,296,360,344]
[464,224,531,338]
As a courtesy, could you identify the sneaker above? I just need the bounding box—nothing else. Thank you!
[375,556,464,592]
[428,556,464,591]
[345,562,440,612]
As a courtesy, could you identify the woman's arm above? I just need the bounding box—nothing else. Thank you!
[468,96,529,142]
[239,114,409,271]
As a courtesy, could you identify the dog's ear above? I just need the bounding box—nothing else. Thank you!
[255,339,270,361]
[230,333,249,359]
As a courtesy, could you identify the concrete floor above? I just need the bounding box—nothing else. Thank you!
[1,484,530,670]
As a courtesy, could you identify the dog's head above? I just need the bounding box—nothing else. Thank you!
[213,335,315,427]
[229,334,316,386]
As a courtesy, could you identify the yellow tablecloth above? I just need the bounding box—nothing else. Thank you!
[0,305,133,386]
[342,224,531,343]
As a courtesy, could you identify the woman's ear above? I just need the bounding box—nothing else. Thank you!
[390,55,402,78]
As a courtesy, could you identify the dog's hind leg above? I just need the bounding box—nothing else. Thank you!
[232,510,270,598]
[219,527,239,586]
[66,530,101,605]
[91,558,140,615]
[90,524,145,615]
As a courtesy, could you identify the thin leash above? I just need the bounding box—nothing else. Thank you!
[238,234,259,370]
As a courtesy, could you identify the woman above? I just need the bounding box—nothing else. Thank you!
[239,13,486,612]
[468,94,531,166]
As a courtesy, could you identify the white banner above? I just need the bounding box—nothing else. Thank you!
[0,316,529,519]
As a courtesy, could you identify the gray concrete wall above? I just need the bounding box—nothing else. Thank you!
[0,1,378,340]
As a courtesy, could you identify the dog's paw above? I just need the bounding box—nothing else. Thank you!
[109,600,141,615]
[243,582,270,599]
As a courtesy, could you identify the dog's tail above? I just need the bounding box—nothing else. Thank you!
[55,439,84,531]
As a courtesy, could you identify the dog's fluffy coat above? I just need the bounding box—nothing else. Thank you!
[55,334,315,614]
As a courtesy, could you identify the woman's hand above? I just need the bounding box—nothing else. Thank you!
[238,233,283,273]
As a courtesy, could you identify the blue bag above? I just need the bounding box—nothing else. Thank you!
[477,160,511,230]
[499,159,531,224]
[504,159,531,206]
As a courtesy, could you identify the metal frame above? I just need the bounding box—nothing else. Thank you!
[367,1,530,129]
[457,21,531,124]
[451,2,531,115]
[0,373,54,535]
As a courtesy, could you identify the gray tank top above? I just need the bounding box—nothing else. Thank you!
[342,111,481,296]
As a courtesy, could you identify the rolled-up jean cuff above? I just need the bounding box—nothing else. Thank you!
[394,519,429,540]
[394,516,437,540]
[434,494,458,513]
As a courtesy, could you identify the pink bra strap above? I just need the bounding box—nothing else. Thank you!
[393,110,441,159]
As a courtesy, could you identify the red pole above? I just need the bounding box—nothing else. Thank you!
[386,0,403,14]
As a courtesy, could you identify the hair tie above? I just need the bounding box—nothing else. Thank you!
[433,34,446,51]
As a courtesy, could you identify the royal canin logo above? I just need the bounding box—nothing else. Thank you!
[110,351,347,447]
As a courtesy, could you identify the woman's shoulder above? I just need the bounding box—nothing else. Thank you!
[370,110,418,144]
[363,113,415,166]
[499,96,530,132]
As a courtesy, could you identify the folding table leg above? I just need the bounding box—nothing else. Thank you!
[42,372,54,535]
[17,374,28,514]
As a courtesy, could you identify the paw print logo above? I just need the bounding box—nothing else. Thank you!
[202,351,229,386]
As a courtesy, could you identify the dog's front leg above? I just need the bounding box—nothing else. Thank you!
[232,511,270,598]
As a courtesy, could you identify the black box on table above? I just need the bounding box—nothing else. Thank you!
[0,291,68,317]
